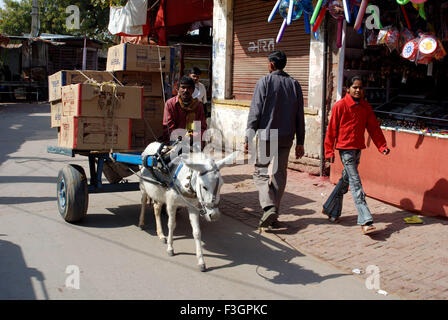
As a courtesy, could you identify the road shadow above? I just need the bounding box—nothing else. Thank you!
[0,176,56,184]
[0,103,54,167]
[0,237,49,299]
[85,203,346,286]
[79,204,144,229]
[0,196,56,205]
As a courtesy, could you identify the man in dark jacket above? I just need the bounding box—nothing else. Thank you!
[244,50,305,228]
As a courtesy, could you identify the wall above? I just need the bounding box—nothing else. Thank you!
[211,0,329,175]
[212,0,233,100]
[330,130,448,217]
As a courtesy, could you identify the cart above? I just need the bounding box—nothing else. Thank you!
[47,146,159,223]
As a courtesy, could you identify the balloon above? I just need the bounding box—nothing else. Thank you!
[276,19,288,43]
[268,0,282,23]
[400,4,412,29]
[354,0,368,31]
[310,0,325,25]
[312,5,327,33]
[279,0,304,23]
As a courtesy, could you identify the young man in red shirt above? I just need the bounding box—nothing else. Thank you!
[323,76,390,234]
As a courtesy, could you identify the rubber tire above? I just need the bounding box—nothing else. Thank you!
[57,164,89,223]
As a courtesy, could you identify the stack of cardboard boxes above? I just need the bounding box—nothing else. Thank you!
[49,43,171,152]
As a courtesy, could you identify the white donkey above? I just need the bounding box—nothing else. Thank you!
[138,142,238,272]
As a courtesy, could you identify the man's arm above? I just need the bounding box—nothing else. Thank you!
[246,78,265,142]
[162,100,177,143]
[295,82,305,146]
[196,102,207,137]
[200,83,208,104]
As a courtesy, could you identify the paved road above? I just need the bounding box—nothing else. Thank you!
[0,103,397,300]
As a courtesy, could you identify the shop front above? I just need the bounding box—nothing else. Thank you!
[212,0,328,174]
[329,0,448,217]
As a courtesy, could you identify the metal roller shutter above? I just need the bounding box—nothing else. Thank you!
[232,0,310,105]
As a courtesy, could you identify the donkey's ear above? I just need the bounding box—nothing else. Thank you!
[216,151,240,170]
[182,157,209,173]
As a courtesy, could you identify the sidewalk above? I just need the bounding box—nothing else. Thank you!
[219,163,448,300]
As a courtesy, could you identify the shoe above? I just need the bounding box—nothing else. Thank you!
[259,207,278,228]
[361,224,376,234]
[328,216,340,223]
[321,207,328,216]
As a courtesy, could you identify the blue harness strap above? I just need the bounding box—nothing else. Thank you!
[170,163,183,187]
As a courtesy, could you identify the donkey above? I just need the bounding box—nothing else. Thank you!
[138,142,238,272]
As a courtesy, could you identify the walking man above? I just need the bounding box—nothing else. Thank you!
[323,76,390,234]
[244,50,305,229]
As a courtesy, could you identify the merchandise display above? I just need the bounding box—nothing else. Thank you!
[341,0,447,137]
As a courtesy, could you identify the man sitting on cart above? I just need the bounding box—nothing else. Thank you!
[162,75,207,149]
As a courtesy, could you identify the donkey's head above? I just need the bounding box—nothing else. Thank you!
[182,152,239,222]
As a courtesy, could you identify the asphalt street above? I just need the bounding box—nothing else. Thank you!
[0,102,397,300]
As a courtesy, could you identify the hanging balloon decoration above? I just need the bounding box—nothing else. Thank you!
[354,0,368,31]
[328,1,345,48]
[268,0,315,43]
[396,0,427,20]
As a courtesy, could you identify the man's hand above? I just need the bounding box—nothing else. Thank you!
[383,148,390,155]
[326,154,335,163]
[244,141,249,154]
[295,145,304,159]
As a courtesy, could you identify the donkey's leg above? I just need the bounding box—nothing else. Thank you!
[166,205,177,256]
[153,201,166,243]
[139,191,148,229]
[188,209,206,272]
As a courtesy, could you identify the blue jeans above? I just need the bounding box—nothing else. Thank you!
[323,149,373,225]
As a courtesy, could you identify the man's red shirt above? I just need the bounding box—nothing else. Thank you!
[162,95,207,143]
[324,94,388,159]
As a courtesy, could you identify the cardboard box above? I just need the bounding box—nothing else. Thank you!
[114,71,162,97]
[130,96,165,149]
[59,116,131,151]
[130,115,164,149]
[50,101,62,128]
[61,83,143,119]
[48,70,114,102]
[106,44,171,72]
[142,96,164,119]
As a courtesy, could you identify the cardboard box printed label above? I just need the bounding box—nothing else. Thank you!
[142,96,164,118]
[48,70,114,102]
[59,116,131,151]
[61,83,143,119]
[131,114,164,149]
[50,101,62,128]
[106,44,171,72]
[114,71,162,97]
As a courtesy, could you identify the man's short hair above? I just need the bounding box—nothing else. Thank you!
[179,75,195,88]
[268,50,287,70]
[190,67,202,75]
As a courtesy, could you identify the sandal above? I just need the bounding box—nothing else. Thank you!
[361,224,376,234]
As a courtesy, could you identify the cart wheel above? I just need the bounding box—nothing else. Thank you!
[57,164,89,223]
